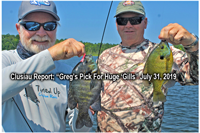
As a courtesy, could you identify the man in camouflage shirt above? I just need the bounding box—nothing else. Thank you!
[96,1,198,132]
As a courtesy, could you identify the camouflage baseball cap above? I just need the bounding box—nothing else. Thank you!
[115,0,145,17]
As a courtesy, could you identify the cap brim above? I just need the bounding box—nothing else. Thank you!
[114,11,145,17]
[19,9,60,21]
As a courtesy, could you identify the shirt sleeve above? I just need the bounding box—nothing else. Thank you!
[67,108,93,132]
[171,46,198,85]
[2,50,55,103]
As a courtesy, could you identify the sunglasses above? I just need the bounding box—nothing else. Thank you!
[116,16,145,26]
[19,21,57,31]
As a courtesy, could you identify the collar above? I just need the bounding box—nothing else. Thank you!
[16,41,35,60]
[119,39,149,50]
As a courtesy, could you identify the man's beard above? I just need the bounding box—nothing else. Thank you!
[20,26,56,54]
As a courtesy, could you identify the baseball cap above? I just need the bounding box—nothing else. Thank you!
[18,0,60,21]
[115,0,145,17]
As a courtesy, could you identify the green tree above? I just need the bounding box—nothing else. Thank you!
[1,34,118,55]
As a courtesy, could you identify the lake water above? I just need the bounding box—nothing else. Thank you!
[62,56,198,132]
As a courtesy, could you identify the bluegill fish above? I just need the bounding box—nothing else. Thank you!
[143,41,173,104]
[68,54,103,129]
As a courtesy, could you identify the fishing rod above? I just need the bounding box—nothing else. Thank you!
[97,1,113,64]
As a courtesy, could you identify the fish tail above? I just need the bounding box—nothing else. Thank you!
[153,91,166,104]
[84,113,93,127]
[76,111,92,129]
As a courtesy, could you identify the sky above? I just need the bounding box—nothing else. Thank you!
[2,1,199,45]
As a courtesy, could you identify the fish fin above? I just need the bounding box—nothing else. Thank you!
[90,79,103,91]
[163,80,176,88]
[153,91,166,104]
[68,90,77,109]
[68,99,77,109]
[143,80,151,87]
[90,80,95,90]
[91,95,101,111]
[97,68,101,74]
[72,62,82,72]
[76,114,84,129]
[76,111,92,129]
[101,86,104,92]
[101,81,104,92]
[143,65,147,75]
[84,114,93,127]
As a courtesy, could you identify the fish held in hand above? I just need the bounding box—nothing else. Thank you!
[68,55,103,129]
[143,40,173,104]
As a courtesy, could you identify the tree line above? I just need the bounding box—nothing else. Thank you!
[2,34,185,55]
[2,34,118,56]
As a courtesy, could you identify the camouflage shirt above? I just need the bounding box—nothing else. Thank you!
[97,40,198,132]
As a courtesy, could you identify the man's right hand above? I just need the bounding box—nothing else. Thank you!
[48,38,85,61]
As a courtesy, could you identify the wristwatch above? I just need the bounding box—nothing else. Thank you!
[184,33,198,49]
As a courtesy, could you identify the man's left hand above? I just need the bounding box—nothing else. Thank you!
[159,23,196,46]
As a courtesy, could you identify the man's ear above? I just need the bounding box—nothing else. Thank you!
[16,23,21,36]
[144,17,147,29]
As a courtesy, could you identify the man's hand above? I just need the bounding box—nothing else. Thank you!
[89,106,95,115]
[159,23,197,47]
[48,38,85,61]
[76,104,95,115]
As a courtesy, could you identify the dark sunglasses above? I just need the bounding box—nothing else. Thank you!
[19,21,57,31]
[116,16,145,26]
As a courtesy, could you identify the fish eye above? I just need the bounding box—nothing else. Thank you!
[160,55,164,60]
[161,45,164,49]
